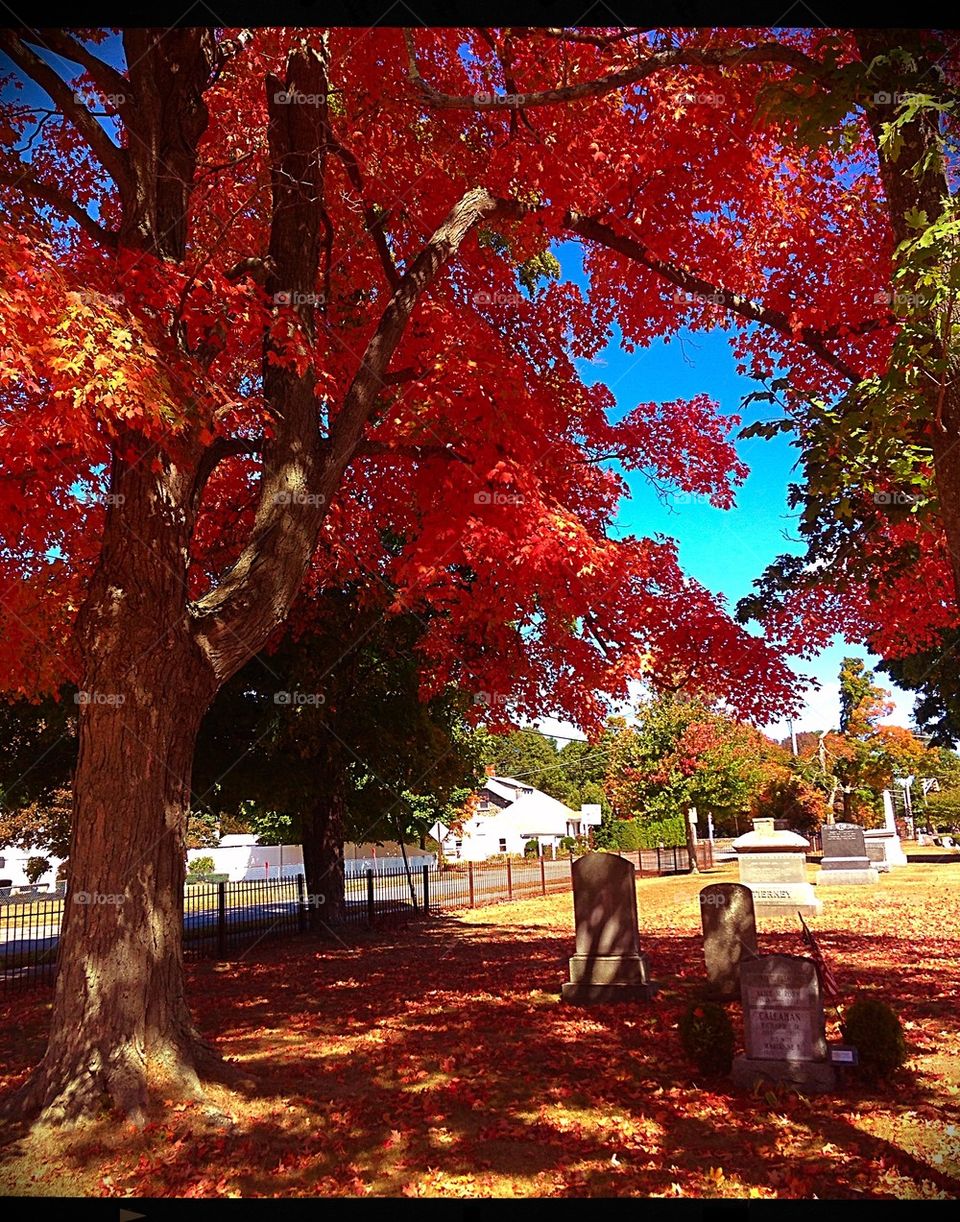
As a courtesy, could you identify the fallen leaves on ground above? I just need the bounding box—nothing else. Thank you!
[0,862,959,1198]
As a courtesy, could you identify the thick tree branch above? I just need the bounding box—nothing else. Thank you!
[0,30,130,198]
[405,30,823,111]
[25,29,130,104]
[190,184,503,679]
[0,167,117,248]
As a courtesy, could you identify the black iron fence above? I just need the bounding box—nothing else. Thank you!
[1,842,713,995]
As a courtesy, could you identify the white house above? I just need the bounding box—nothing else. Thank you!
[441,775,601,861]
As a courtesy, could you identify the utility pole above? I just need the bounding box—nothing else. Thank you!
[788,718,798,758]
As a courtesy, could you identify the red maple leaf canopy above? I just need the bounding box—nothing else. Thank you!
[0,27,860,726]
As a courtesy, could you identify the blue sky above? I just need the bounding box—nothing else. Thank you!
[538,244,917,744]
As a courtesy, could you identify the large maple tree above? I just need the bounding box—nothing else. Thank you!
[0,25,933,1124]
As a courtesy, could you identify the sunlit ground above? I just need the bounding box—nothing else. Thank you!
[1,860,959,1198]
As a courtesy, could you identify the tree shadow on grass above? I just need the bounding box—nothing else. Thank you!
[1,915,959,1198]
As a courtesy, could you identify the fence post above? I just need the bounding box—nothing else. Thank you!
[506,859,513,901]
[422,865,430,918]
[366,868,374,927]
[468,861,475,908]
[540,855,546,896]
[217,880,226,959]
[296,872,307,932]
[656,846,661,874]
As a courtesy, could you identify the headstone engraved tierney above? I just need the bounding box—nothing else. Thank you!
[699,882,758,1000]
[561,852,657,1002]
[731,954,836,1092]
[817,822,879,886]
[732,818,822,919]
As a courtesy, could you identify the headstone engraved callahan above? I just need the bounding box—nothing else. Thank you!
[731,954,836,1092]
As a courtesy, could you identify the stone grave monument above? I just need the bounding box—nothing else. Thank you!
[699,882,758,1001]
[561,852,657,1002]
[864,791,909,870]
[817,822,879,886]
[731,954,836,1092]
[732,818,822,918]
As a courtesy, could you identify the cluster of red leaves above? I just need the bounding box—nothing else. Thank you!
[1,862,959,1198]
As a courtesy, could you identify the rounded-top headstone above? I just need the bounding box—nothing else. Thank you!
[699,882,758,1000]
[571,851,640,958]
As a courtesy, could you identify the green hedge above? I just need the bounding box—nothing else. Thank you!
[608,815,687,851]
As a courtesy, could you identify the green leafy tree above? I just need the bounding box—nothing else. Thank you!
[24,856,50,885]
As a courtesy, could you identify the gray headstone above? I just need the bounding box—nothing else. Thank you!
[699,883,758,1000]
[821,822,868,862]
[561,852,656,1003]
[571,851,640,958]
[818,821,878,885]
[740,954,828,1061]
[732,953,837,1095]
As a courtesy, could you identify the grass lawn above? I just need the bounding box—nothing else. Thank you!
[1,860,959,1198]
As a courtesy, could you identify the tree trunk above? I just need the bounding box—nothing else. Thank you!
[4,452,254,1126]
[301,746,347,929]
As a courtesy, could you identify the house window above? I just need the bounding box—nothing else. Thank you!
[499,838,507,852]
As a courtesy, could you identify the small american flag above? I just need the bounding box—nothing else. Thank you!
[798,911,842,1001]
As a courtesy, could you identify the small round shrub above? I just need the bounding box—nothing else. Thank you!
[679,1000,735,1075]
[187,855,216,876]
[841,996,908,1077]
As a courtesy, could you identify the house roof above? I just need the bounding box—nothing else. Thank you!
[484,775,534,803]
[475,776,578,837]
